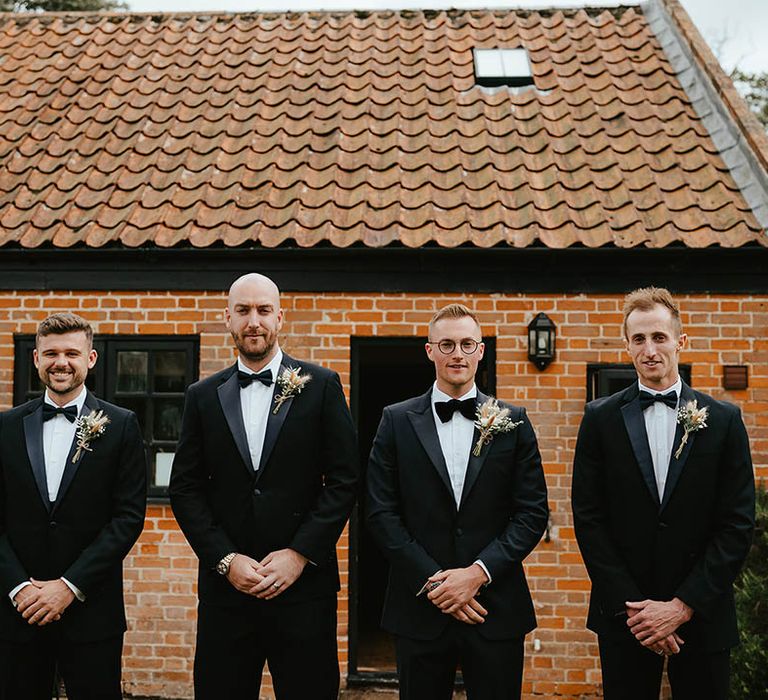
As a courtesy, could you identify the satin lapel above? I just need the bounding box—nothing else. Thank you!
[458,391,487,510]
[620,386,660,507]
[660,382,696,511]
[217,368,255,475]
[22,400,50,512]
[255,360,295,480]
[406,392,455,507]
[53,391,100,513]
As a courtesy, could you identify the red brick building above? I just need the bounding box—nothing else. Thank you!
[0,1,766,698]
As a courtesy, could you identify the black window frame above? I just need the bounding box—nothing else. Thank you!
[13,334,199,502]
[586,363,692,402]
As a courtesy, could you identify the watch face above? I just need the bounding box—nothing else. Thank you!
[216,562,227,575]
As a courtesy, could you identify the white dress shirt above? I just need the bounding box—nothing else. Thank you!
[431,384,476,506]
[639,378,682,500]
[430,383,491,584]
[43,388,87,501]
[239,350,283,471]
[9,388,87,606]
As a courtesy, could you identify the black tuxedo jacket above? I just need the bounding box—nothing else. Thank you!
[366,389,548,641]
[572,381,755,651]
[169,356,358,607]
[0,391,147,643]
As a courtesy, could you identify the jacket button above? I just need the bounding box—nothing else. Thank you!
[49,521,57,528]
[658,521,668,529]
[253,488,261,496]
[455,528,463,536]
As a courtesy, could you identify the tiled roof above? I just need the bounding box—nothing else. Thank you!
[0,6,764,249]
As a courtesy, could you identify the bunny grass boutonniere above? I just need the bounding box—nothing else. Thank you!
[472,397,524,457]
[272,366,312,415]
[674,400,708,460]
[72,409,110,463]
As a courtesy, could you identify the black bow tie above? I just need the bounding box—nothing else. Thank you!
[638,390,678,411]
[435,398,476,423]
[42,403,79,423]
[237,369,273,389]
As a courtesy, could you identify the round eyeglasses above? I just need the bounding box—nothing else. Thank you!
[428,339,481,355]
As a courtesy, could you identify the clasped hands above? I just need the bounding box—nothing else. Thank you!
[226,548,308,600]
[424,563,489,626]
[14,578,75,626]
[625,597,693,657]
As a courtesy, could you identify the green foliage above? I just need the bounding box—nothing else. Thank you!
[0,0,124,11]
[731,69,768,130]
[731,483,768,699]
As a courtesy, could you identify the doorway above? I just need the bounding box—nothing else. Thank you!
[349,336,496,682]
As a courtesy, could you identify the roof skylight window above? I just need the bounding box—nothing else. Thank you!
[473,48,534,88]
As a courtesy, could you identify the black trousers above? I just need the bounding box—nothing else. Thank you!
[194,595,339,700]
[0,628,123,700]
[598,636,731,700]
[395,623,524,700]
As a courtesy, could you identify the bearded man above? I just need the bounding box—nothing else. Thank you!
[170,273,358,699]
[0,312,146,699]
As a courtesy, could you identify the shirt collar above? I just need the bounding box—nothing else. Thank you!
[638,377,682,398]
[238,349,283,380]
[431,382,477,404]
[44,385,87,412]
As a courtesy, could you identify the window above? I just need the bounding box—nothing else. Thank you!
[13,335,198,499]
[473,48,534,88]
[587,363,692,402]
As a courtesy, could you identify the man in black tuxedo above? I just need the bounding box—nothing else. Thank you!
[367,303,548,700]
[0,312,147,700]
[170,273,358,699]
[572,287,755,699]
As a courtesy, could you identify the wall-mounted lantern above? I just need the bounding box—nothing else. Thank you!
[528,312,556,371]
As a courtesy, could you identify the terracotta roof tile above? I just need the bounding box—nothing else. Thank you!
[0,8,763,249]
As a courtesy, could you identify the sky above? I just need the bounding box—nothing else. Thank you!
[124,0,768,74]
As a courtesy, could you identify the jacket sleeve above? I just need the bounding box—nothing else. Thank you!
[366,407,442,595]
[288,371,359,563]
[0,415,30,597]
[474,408,549,579]
[170,384,238,569]
[571,403,644,615]
[674,405,755,618]
[63,411,147,595]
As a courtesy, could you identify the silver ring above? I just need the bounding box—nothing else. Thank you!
[273,583,281,589]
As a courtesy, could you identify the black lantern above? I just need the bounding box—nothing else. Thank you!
[528,312,556,370]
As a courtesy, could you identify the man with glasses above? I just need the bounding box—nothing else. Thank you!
[367,303,548,700]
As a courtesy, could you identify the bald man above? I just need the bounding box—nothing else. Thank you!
[170,274,358,699]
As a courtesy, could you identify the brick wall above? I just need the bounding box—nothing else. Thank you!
[0,290,765,699]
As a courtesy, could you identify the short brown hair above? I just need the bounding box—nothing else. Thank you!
[36,312,93,347]
[428,304,481,337]
[622,287,681,338]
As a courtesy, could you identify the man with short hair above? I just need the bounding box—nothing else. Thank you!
[572,287,755,699]
[170,273,358,699]
[0,312,147,699]
[367,303,548,700]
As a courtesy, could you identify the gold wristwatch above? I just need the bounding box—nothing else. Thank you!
[216,552,237,575]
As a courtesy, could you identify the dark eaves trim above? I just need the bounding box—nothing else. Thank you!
[644,0,768,231]
[0,245,765,294]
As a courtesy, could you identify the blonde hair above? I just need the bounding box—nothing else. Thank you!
[428,304,481,337]
[622,287,681,338]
